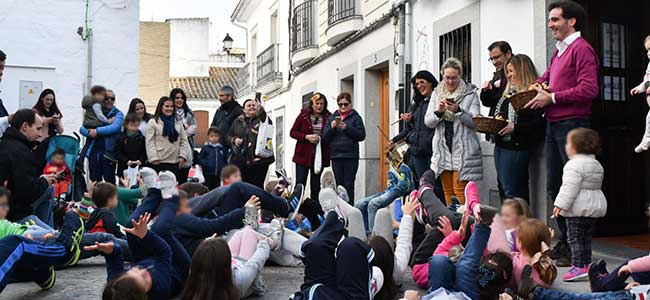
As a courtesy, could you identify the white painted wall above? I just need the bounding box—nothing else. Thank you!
[169,18,210,77]
[0,0,139,136]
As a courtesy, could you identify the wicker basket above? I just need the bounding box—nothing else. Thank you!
[509,90,537,112]
[472,116,507,134]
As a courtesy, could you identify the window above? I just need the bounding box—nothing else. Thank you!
[439,24,471,82]
[601,22,628,101]
[302,92,314,108]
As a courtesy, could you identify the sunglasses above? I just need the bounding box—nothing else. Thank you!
[106,97,116,101]
[338,102,350,107]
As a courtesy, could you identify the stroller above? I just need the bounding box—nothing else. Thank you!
[43,133,85,205]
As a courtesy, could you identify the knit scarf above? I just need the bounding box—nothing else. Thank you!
[494,87,519,142]
[160,114,179,143]
[438,80,466,122]
[175,108,187,123]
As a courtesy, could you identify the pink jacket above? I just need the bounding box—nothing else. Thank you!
[628,255,650,274]
[511,252,551,289]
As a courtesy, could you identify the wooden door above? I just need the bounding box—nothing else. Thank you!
[379,70,390,190]
[194,110,209,148]
[577,0,650,235]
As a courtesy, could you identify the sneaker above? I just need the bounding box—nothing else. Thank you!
[476,205,498,225]
[563,265,590,282]
[518,265,538,299]
[159,171,178,198]
[387,170,399,189]
[337,185,349,203]
[635,137,650,153]
[36,267,56,290]
[289,184,305,219]
[275,169,291,187]
[419,169,436,189]
[320,168,336,191]
[319,188,347,225]
[464,181,479,207]
[410,190,429,225]
[62,211,85,267]
[267,219,284,251]
[243,204,259,231]
[588,259,608,292]
[449,196,461,212]
[399,164,414,193]
[139,167,160,190]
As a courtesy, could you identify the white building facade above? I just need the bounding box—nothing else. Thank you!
[0,0,139,135]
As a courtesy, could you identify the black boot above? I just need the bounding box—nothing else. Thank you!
[477,205,498,225]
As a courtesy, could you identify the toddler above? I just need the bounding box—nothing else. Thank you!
[81,85,116,161]
[631,35,650,153]
[553,128,607,281]
[42,148,71,202]
[198,127,228,190]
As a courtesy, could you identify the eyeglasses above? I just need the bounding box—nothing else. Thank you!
[338,102,350,107]
[106,97,116,101]
[488,53,504,63]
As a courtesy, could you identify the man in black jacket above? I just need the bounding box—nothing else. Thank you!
[210,85,243,146]
[0,109,56,222]
[480,41,513,129]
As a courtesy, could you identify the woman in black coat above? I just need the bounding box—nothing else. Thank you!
[322,92,366,204]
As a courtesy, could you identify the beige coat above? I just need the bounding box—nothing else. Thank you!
[145,118,189,165]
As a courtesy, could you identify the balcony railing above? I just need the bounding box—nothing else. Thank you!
[328,0,359,26]
[236,62,251,96]
[291,0,316,53]
[256,44,282,87]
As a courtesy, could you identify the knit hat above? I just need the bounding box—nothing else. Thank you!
[77,196,96,220]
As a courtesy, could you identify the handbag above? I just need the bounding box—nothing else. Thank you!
[314,141,322,175]
[254,116,274,158]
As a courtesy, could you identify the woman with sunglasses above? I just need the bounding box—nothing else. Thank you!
[424,57,482,205]
[290,92,331,205]
[322,92,366,204]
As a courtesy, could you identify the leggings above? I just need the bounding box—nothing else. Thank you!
[229,226,266,260]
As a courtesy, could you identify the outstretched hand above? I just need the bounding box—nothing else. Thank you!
[124,212,151,239]
[83,241,115,254]
[436,216,453,236]
[401,194,420,217]
[246,195,261,210]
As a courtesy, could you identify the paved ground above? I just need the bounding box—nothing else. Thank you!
[3,240,639,300]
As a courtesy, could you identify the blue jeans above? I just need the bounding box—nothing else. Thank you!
[596,262,650,291]
[355,187,401,233]
[494,146,530,199]
[28,187,54,228]
[546,118,590,243]
[17,214,53,231]
[533,287,632,300]
[427,223,491,300]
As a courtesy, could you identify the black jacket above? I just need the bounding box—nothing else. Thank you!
[0,98,8,118]
[115,131,147,170]
[0,127,49,221]
[210,100,243,142]
[494,100,545,150]
[392,96,434,157]
[227,114,275,167]
[322,110,366,160]
[480,69,507,116]
[85,208,124,239]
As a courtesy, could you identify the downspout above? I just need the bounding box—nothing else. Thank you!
[83,0,93,94]
[404,1,412,114]
[397,4,406,131]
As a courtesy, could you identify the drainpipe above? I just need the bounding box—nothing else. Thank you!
[397,3,406,131]
[404,1,412,114]
[84,0,93,94]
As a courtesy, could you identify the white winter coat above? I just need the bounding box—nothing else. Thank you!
[424,83,483,181]
[554,154,607,218]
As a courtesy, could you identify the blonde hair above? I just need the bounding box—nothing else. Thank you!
[502,198,532,219]
[440,57,463,77]
[503,54,540,96]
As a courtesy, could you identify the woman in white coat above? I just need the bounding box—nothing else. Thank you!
[424,57,482,205]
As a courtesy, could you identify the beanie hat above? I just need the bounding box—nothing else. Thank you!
[77,196,96,220]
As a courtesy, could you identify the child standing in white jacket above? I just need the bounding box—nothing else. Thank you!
[553,128,607,282]
[630,35,650,153]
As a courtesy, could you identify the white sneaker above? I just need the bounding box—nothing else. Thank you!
[267,219,284,251]
[320,168,336,191]
[139,167,160,190]
[159,171,178,198]
[337,186,349,203]
[319,188,347,226]
[243,205,259,231]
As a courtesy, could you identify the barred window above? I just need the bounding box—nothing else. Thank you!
[439,24,471,82]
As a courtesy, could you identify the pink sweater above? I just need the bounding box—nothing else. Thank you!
[511,252,551,289]
[536,37,599,123]
[628,255,650,274]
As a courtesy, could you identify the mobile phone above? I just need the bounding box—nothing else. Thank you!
[446,97,456,104]
[255,92,262,102]
[56,172,66,181]
[335,116,342,123]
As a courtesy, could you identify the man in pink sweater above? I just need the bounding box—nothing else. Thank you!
[524,0,599,270]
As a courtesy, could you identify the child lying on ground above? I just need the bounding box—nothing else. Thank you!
[589,253,650,293]
[0,186,57,241]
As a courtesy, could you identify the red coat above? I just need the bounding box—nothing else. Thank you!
[291,108,331,168]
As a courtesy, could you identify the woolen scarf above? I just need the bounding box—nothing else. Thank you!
[160,114,179,143]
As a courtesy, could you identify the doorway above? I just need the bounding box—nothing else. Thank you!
[379,70,390,190]
[577,0,650,235]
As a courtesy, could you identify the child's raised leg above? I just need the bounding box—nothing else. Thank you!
[455,223,491,300]
[427,254,455,292]
[636,111,650,153]
[228,226,264,260]
[219,182,289,218]
[335,237,374,300]
[300,210,346,291]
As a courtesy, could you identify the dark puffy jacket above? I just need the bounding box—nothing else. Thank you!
[0,127,49,221]
[322,109,366,160]
[115,131,147,170]
[494,99,546,150]
[227,114,275,167]
[392,97,435,157]
[290,108,331,168]
[210,100,243,143]
[198,142,228,176]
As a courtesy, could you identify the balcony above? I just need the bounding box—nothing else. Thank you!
[256,44,283,94]
[236,62,252,98]
[291,0,318,67]
[326,0,362,46]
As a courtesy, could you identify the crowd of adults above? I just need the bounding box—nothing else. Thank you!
[0,0,626,299]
